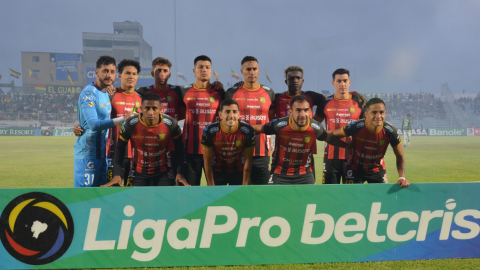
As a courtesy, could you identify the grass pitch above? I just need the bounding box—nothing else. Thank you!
[0,136,479,269]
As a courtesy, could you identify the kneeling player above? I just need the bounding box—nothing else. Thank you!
[103,93,188,187]
[255,95,349,185]
[201,99,255,185]
[332,98,409,188]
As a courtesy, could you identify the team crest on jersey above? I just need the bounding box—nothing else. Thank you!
[379,139,385,146]
[260,97,266,104]
[135,101,141,108]
[304,137,311,143]
[163,118,172,125]
[356,122,365,128]
[88,102,94,107]
[167,95,173,102]
[130,118,139,125]
[235,140,242,147]
[158,133,166,141]
[209,96,216,103]
[210,127,219,133]
[311,123,320,130]
[349,107,356,113]
[240,126,249,134]
[384,126,393,132]
[277,121,288,127]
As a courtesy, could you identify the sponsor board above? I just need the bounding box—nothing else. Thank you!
[1,184,480,269]
[0,128,35,136]
[428,128,466,136]
[467,128,480,137]
[398,129,428,136]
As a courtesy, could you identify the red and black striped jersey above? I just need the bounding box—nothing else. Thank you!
[315,92,363,160]
[342,119,401,172]
[264,116,327,176]
[107,88,142,159]
[178,83,223,154]
[274,91,325,154]
[136,84,182,120]
[274,91,324,118]
[225,84,275,157]
[201,120,256,173]
[118,114,182,174]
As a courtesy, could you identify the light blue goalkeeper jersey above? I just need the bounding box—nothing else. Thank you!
[74,84,114,159]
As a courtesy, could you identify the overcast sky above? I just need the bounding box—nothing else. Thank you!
[1,0,479,94]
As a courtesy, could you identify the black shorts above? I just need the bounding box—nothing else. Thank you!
[344,169,388,184]
[133,172,174,186]
[184,154,204,186]
[107,158,133,186]
[322,159,347,184]
[272,173,315,185]
[251,156,270,185]
[213,171,244,186]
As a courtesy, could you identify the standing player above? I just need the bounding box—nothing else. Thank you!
[177,55,224,186]
[202,99,255,185]
[254,96,349,184]
[103,93,188,187]
[225,56,275,185]
[314,68,366,184]
[332,98,409,187]
[402,114,412,147]
[73,56,137,187]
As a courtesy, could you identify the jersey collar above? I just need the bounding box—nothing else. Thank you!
[139,114,163,128]
[334,93,352,101]
[220,120,239,133]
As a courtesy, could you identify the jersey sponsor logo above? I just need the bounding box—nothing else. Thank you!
[336,113,351,117]
[196,103,211,107]
[158,133,166,141]
[162,118,172,125]
[240,126,250,134]
[209,96,216,103]
[100,103,107,107]
[304,137,311,143]
[130,118,139,125]
[263,86,271,90]
[187,97,196,100]
[115,102,126,105]
[247,105,260,109]
[384,126,393,132]
[327,108,336,111]
[350,120,357,125]
[235,140,242,147]
[349,107,356,113]
[203,126,209,132]
[88,102,94,107]
[87,161,94,169]
[311,123,320,130]
[85,90,92,96]
[271,119,278,123]
[120,124,126,133]
[235,98,246,100]
[277,121,288,127]
[260,97,266,103]
[170,85,177,89]
[83,96,94,101]
[167,95,173,102]
[356,122,365,128]
[210,127,219,133]
[379,139,385,146]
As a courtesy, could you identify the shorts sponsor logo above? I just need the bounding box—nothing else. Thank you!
[260,97,266,104]
[162,119,172,125]
[210,127,219,133]
[356,122,365,128]
[158,133,166,141]
[88,102,94,107]
[0,192,74,265]
[240,127,250,134]
[310,123,320,130]
[379,139,385,146]
[130,118,139,125]
[277,121,288,127]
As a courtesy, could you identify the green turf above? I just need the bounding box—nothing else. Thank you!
[1,136,479,269]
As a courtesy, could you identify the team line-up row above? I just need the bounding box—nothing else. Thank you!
[72,55,410,189]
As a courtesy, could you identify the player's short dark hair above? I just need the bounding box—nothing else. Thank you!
[241,56,258,66]
[96,56,116,69]
[194,55,211,66]
[290,95,311,108]
[284,65,304,78]
[365,98,386,111]
[141,93,161,105]
[152,57,172,69]
[407,114,411,117]
[219,98,239,112]
[332,68,350,80]
[118,59,141,74]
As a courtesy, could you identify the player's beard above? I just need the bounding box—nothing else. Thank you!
[293,116,307,128]
[225,117,237,127]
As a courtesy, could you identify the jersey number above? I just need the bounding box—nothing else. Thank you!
[85,174,95,186]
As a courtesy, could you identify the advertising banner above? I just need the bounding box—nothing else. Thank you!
[467,128,480,137]
[398,129,428,136]
[45,85,82,95]
[86,68,155,88]
[56,54,78,81]
[0,128,35,136]
[1,184,480,269]
[428,128,466,136]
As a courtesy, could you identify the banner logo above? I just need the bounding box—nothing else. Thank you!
[0,192,74,265]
